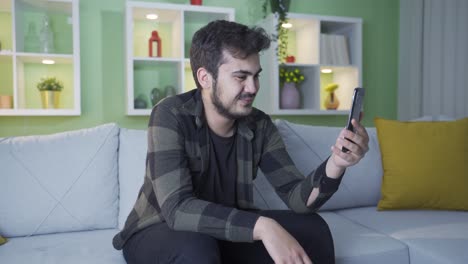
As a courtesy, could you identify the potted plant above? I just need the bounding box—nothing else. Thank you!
[37,76,64,109]
[279,67,305,109]
[262,0,291,63]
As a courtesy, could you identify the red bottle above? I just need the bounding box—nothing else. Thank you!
[149,30,162,57]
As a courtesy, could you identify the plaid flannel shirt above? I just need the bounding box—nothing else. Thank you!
[113,89,341,250]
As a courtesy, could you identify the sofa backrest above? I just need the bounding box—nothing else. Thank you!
[0,124,120,237]
[117,128,147,230]
[258,120,383,211]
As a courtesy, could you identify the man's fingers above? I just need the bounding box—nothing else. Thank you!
[332,145,353,162]
[302,254,313,264]
[352,119,369,142]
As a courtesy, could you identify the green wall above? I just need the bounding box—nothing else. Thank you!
[0,0,399,137]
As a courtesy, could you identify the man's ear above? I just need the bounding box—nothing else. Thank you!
[196,67,212,90]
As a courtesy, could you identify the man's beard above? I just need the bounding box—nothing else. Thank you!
[211,79,255,120]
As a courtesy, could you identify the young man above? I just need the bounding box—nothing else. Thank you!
[113,20,369,264]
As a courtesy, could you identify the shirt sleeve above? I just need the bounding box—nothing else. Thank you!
[148,105,260,242]
[258,117,343,213]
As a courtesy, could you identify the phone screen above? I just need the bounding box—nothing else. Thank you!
[343,88,365,152]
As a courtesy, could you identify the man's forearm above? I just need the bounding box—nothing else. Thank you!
[306,157,344,206]
[325,155,345,179]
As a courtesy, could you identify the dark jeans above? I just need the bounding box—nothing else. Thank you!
[122,210,335,264]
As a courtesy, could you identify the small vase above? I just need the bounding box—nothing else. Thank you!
[190,0,202,5]
[39,15,55,53]
[164,85,177,98]
[324,92,340,110]
[24,22,40,52]
[40,91,60,109]
[0,95,13,109]
[134,94,148,109]
[280,82,300,109]
[150,88,162,106]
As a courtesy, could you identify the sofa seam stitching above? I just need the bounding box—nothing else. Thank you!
[334,210,412,252]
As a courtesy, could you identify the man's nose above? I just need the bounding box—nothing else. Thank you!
[244,77,258,94]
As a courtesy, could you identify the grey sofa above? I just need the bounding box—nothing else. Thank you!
[1,121,467,263]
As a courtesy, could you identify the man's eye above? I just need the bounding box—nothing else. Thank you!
[236,76,247,81]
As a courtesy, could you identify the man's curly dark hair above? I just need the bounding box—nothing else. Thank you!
[190,20,271,89]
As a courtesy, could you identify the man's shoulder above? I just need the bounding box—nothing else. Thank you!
[151,89,201,120]
[149,89,199,128]
[157,89,197,111]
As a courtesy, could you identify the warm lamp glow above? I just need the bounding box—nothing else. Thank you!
[321,68,333,74]
[281,22,292,28]
[42,59,55,65]
[146,14,158,20]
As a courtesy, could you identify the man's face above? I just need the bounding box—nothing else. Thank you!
[211,51,262,120]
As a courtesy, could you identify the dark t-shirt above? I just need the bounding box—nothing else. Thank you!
[196,128,238,207]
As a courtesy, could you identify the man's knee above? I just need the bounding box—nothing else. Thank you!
[300,214,335,264]
[260,211,335,263]
[175,234,221,264]
[293,213,334,247]
[123,227,221,264]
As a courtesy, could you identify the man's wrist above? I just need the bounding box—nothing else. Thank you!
[253,216,274,241]
[326,155,345,179]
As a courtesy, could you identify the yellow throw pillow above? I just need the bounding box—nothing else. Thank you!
[375,117,468,211]
[0,235,7,245]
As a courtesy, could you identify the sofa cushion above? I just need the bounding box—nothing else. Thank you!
[375,117,468,211]
[0,229,125,264]
[319,212,409,264]
[337,207,468,264]
[117,128,147,230]
[259,120,383,211]
[0,124,119,237]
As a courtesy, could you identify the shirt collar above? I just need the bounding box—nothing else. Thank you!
[181,89,254,140]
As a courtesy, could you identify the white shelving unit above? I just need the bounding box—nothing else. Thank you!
[255,13,362,115]
[0,0,80,116]
[125,1,234,115]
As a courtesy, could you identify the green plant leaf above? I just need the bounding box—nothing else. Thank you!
[36,77,64,92]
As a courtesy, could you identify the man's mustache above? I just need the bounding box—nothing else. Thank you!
[238,93,256,100]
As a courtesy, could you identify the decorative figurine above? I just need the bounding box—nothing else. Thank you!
[134,94,148,109]
[150,88,162,106]
[164,85,177,98]
[190,0,203,5]
[285,55,295,63]
[324,83,340,110]
[148,30,162,57]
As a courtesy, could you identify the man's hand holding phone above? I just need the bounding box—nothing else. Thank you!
[325,88,370,178]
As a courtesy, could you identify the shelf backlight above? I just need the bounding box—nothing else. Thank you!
[146,14,158,20]
[42,59,55,65]
[321,68,333,74]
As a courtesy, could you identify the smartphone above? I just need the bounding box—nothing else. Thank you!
[342,87,365,152]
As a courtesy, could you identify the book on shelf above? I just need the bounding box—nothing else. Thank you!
[320,33,350,65]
